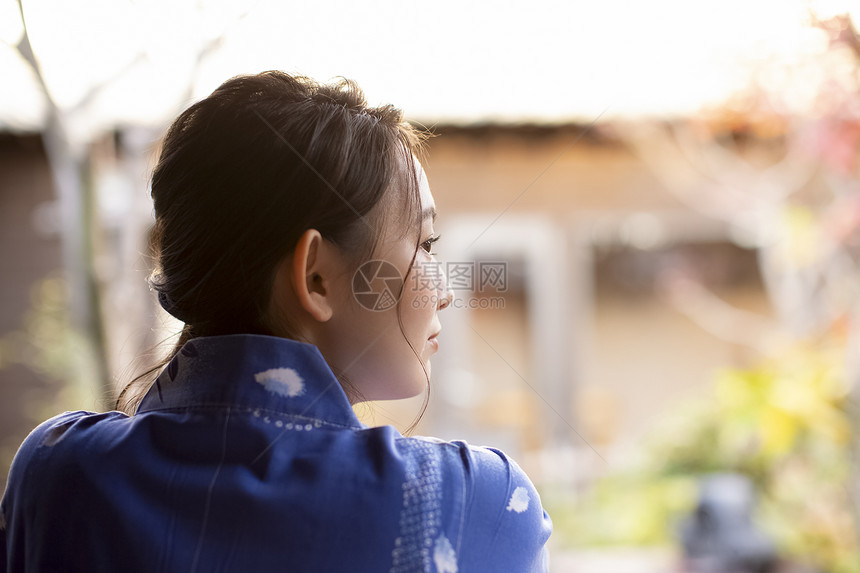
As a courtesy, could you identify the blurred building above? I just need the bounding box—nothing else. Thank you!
[0,135,60,481]
[359,123,786,487]
[1,121,799,493]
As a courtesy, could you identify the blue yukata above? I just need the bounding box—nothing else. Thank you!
[1,334,552,572]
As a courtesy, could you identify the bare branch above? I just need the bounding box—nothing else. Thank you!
[14,0,54,109]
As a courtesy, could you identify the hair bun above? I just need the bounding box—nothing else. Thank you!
[157,289,191,324]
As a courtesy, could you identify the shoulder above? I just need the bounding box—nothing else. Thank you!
[3,410,129,504]
[394,434,539,496]
[394,435,552,571]
[2,411,138,571]
[12,409,129,453]
[9,410,99,468]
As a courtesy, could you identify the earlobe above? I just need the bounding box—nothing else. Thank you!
[291,229,335,323]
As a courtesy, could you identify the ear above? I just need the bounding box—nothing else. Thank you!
[288,228,338,323]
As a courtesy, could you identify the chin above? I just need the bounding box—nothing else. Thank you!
[389,378,428,401]
[373,366,430,401]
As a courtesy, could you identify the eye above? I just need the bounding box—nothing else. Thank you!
[420,234,441,255]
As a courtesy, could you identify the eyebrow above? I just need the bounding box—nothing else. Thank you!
[422,206,437,222]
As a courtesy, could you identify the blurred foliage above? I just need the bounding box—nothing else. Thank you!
[0,273,98,483]
[0,274,95,406]
[551,338,860,573]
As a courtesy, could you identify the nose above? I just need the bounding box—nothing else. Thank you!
[437,282,454,310]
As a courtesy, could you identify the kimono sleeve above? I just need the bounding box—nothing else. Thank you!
[458,444,552,572]
[0,411,93,573]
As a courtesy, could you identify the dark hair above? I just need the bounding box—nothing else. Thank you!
[116,71,429,415]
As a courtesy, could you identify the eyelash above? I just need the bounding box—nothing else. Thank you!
[420,234,441,255]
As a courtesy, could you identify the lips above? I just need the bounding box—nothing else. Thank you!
[428,330,440,352]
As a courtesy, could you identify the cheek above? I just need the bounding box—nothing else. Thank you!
[401,265,437,328]
[406,257,440,294]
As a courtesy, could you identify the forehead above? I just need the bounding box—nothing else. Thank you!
[375,153,436,243]
[416,161,436,222]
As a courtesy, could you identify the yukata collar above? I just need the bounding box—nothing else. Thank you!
[137,334,364,430]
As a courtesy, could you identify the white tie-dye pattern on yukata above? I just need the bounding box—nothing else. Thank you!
[253,368,305,397]
[390,440,449,572]
[433,534,457,573]
[507,486,530,513]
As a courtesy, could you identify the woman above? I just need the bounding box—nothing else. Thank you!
[1,71,552,572]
